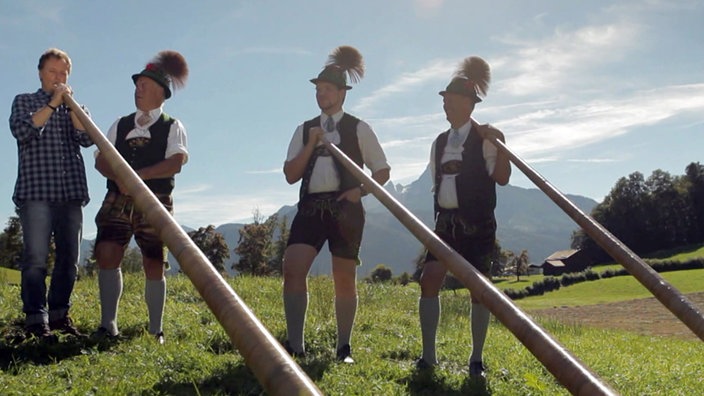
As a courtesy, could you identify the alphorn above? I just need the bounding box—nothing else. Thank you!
[320,139,618,396]
[484,134,704,342]
[64,94,322,396]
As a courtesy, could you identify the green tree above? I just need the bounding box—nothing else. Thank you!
[573,164,704,263]
[685,162,704,243]
[514,249,529,282]
[188,225,230,274]
[81,241,97,278]
[0,216,23,270]
[234,210,279,276]
[80,243,141,275]
[574,172,649,262]
[502,250,516,277]
[0,215,55,271]
[602,172,650,251]
[122,246,143,273]
[268,215,289,276]
[368,264,393,283]
[491,240,511,277]
[394,272,411,286]
[644,170,689,250]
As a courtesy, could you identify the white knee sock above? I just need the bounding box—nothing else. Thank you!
[145,277,166,334]
[283,291,308,353]
[469,302,491,363]
[98,268,123,336]
[335,296,358,349]
[419,297,440,364]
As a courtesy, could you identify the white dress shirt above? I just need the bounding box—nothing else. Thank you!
[286,110,389,193]
[430,120,497,209]
[96,107,189,164]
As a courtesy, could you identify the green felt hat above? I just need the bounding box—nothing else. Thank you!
[132,63,173,99]
[439,77,482,102]
[310,46,364,90]
[310,65,351,90]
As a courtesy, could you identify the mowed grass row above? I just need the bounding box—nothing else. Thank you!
[1,269,703,395]
[513,268,704,310]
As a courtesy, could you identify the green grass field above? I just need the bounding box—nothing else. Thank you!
[0,267,20,285]
[1,266,703,395]
[516,269,704,310]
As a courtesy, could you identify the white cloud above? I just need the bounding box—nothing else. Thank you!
[495,22,642,97]
[175,186,296,227]
[495,83,704,157]
[370,82,704,177]
[353,60,453,114]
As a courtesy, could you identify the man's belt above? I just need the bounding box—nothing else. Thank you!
[440,160,462,175]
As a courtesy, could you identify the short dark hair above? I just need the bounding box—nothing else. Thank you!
[38,48,72,73]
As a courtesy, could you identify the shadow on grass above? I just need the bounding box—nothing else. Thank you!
[0,318,141,373]
[153,361,265,395]
[406,366,493,395]
[152,341,337,395]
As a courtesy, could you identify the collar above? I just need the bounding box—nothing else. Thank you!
[139,107,162,119]
[452,120,472,138]
[321,110,343,124]
[36,89,52,100]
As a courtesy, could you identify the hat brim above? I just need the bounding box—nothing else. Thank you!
[439,90,482,103]
[132,71,172,99]
[310,78,352,90]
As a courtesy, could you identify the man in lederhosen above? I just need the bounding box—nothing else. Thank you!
[282,46,390,363]
[416,56,511,379]
[93,51,189,345]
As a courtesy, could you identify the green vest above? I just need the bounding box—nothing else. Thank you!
[107,112,176,194]
[299,113,363,200]
[433,125,496,222]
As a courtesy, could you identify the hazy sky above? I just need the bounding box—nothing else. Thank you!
[1,0,702,238]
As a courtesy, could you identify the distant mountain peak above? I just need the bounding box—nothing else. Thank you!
[93,171,597,278]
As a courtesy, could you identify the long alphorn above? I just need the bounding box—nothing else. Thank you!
[484,134,704,342]
[64,94,322,396]
[321,139,618,396]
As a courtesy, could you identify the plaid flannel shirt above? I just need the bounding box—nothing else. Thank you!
[9,89,93,206]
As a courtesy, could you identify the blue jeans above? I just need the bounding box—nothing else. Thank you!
[18,201,83,326]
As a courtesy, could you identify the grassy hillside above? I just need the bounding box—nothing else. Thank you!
[0,267,20,285]
[516,268,704,310]
[1,271,702,395]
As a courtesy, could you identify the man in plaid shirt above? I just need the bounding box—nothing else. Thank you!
[9,48,93,341]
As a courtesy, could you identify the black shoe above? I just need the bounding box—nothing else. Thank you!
[154,332,165,345]
[49,316,84,337]
[92,326,119,339]
[336,344,354,364]
[469,361,487,378]
[25,323,58,343]
[283,340,306,358]
[414,358,434,370]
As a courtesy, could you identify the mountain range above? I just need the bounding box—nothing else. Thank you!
[86,168,597,278]
[293,167,598,277]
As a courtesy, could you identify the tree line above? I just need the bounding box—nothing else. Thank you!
[571,162,704,263]
[0,208,289,278]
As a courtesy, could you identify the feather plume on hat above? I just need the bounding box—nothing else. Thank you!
[133,50,189,99]
[326,45,365,84]
[311,46,365,89]
[439,56,490,102]
[152,50,189,89]
[456,56,490,97]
